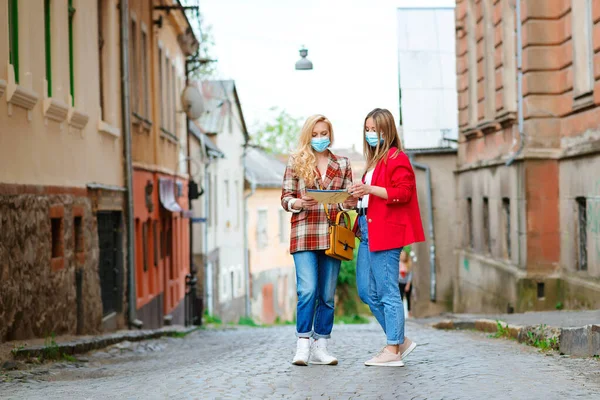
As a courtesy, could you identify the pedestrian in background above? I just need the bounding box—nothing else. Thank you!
[281,114,357,366]
[399,250,413,318]
[349,108,425,367]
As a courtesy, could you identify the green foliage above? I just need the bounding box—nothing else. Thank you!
[273,316,294,326]
[11,344,25,356]
[251,107,303,154]
[168,327,201,339]
[334,314,370,324]
[42,333,60,360]
[203,310,222,325]
[555,302,564,310]
[182,3,217,80]
[62,353,77,362]
[524,324,560,351]
[490,320,511,339]
[238,316,260,327]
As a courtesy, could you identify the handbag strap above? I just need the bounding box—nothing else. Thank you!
[315,169,332,223]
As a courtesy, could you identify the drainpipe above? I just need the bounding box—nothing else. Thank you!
[120,0,141,328]
[506,0,523,167]
[242,145,256,318]
[409,156,436,302]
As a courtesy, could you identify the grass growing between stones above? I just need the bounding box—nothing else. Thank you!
[523,324,559,351]
[489,321,512,339]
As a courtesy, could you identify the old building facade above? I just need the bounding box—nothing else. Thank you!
[0,0,127,340]
[454,0,600,313]
[127,0,198,328]
[245,146,295,324]
[193,80,249,323]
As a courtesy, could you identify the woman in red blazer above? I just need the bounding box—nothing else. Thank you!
[349,108,425,367]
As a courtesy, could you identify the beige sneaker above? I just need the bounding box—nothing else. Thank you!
[364,347,405,367]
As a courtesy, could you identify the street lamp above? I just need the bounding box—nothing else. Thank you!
[295,47,313,70]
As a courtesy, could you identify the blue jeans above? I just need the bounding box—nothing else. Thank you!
[356,215,405,345]
[292,250,341,339]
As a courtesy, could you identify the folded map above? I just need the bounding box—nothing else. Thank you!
[305,189,351,204]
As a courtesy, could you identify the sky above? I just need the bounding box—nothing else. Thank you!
[199,0,456,151]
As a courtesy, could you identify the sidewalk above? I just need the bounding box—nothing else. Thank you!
[417,310,600,357]
[1,325,197,368]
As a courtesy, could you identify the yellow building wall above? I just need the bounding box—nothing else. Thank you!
[0,0,123,188]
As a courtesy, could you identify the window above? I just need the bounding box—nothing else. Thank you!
[483,197,490,253]
[235,180,240,228]
[165,56,171,131]
[8,0,19,83]
[577,197,588,271]
[51,217,63,258]
[153,221,158,267]
[467,198,473,248]
[230,271,235,299]
[482,0,495,119]
[502,198,511,259]
[45,0,52,97]
[74,216,83,253]
[171,64,177,133]
[279,209,288,244]
[97,0,105,118]
[142,221,148,271]
[158,47,164,127]
[466,0,477,126]
[130,18,138,114]
[572,0,594,100]
[224,179,230,207]
[257,209,268,249]
[501,0,517,112]
[214,178,218,227]
[208,172,213,227]
[68,0,75,105]
[141,28,149,118]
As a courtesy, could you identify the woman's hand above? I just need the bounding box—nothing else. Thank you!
[405,282,411,292]
[343,196,358,209]
[348,183,372,198]
[300,195,318,208]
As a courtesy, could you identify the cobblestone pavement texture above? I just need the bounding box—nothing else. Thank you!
[1,322,599,399]
[419,310,600,328]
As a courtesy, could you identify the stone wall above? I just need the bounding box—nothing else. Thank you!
[0,193,103,342]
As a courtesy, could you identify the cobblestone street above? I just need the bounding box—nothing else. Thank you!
[1,321,599,400]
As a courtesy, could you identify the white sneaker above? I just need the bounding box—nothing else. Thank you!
[292,339,311,366]
[309,339,338,365]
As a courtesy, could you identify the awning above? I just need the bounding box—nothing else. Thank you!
[159,178,183,212]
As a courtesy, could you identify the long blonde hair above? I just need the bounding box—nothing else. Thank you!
[363,108,403,172]
[291,114,335,186]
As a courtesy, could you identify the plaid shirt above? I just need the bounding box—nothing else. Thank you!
[281,152,354,254]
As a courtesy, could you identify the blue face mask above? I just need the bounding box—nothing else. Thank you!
[311,137,330,153]
[365,132,384,147]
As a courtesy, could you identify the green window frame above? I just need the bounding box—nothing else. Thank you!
[45,0,51,97]
[68,0,75,105]
[8,0,19,83]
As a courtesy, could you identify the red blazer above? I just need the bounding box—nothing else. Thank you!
[365,148,425,251]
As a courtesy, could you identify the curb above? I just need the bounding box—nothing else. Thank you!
[432,319,600,357]
[11,326,199,360]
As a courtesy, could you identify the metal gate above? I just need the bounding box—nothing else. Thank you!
[97,211,122,316]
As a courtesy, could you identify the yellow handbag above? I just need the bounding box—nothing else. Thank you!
[323,205,356,261]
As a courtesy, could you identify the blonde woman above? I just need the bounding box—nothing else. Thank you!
[281,114,357,366]
[349,108,425,367]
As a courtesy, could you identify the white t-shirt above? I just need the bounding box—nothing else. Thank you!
[359,169,374,208]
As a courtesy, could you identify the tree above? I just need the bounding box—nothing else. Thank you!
[251,107,303,154]
[181,2,217,80]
